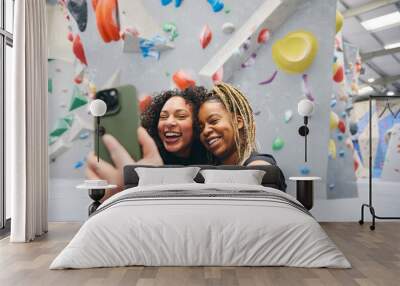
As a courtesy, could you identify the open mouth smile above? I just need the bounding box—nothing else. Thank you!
[163,131,182,143]
[205,136,222,148]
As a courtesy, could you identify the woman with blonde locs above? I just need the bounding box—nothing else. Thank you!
[198,82,276,166]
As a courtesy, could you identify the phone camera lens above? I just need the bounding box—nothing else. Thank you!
[96,89,119,113]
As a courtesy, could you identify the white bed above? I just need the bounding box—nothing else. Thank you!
[50,183,350,269]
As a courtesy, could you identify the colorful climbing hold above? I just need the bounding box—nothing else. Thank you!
[257,28,270,44]
[241,53,257,68]
[79,131,90,140]
[272,31,319,74]
[50,118,70,137]
[200,25,212,49]
[74,73,84,84]
[67,0,88,32]
[172,70,196,90]
[212,67,224,82]
[163,22,178,41]
[338,120,346,133]
[330,111,339,130]
[69,87,88,111]
[284,110,293,123]
[72,35,88,65]
[161,0,173,6]
[207,0,224,13]
[73,160,85,169]
[354,159,359,171]
[67,32,74,42]
[328,139,337,159]
[48,79,53,93]
[349,123,358,135]
[175,0,183,7]
[300,165,310,175]
[333,62,344,83]
[301,74,315,101]
[94,0,120,43]
[63,114,75,126]
[222,22,235,34]
[258,70,278,85]
[336,10,344,34]
[272,137,284,151]
[330,98,337,108]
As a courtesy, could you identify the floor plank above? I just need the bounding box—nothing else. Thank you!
[0,222,399,286]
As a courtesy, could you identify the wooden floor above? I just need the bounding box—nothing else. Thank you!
[0,222,399,286]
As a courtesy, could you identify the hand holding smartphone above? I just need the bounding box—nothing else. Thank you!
[94,85,142,165]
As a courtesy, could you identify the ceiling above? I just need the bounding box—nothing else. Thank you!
[338,0,400,96]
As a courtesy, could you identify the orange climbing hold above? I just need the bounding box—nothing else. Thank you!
[95,0,120,43]
[72,35,88,65]
[172,70,196,90]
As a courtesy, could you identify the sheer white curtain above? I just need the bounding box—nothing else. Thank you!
[7,0,48,242]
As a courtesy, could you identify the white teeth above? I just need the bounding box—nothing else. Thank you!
[207,137,220,146]
[165,132,181,137]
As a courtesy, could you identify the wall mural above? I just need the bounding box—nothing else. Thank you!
[47,0,360,199]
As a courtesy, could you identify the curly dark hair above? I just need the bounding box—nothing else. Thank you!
[141,86,212,165]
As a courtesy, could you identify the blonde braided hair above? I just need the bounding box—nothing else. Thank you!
[208,82,257,165]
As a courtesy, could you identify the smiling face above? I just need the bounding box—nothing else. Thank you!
[157,96,194,158]
[199,100,243,164]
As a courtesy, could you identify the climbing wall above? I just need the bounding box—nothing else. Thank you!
[47,0,339,198]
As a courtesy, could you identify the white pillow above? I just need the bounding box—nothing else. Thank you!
[135,167,200,186]
[200,169,266,185]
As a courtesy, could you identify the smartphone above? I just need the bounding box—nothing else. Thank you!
[94,85,142,165]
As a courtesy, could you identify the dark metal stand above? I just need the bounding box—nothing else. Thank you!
[296,180,314,210]
[298,117,310,162]
[358,95,400,231]
[88,189,105,216]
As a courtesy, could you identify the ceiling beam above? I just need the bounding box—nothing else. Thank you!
[342,0,400,18]
[370,74,400,86]
[361,46,400,61]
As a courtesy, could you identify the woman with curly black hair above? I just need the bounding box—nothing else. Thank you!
[86,86,212,199]
[141,86,211,165]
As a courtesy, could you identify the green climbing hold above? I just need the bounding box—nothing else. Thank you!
[48,78,53,93]
[68,86,88,111]
[163,22,178,41]
[49,118,69,137]
[224,7,231,14]
[272,137,284,151]
[63,114,74,126]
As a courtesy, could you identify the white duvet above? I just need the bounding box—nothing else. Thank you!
[50,183,350,269]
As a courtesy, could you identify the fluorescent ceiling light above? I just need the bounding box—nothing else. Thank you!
[367,78,375,83]
[358,86,373,95]
[386,90,395,96]
[361,11,400,31]
[384,41,400,49]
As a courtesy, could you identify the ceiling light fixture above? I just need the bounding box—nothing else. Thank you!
[367,78,375,83]
[386,91,395,96]
[358,86,373,95]
[361,11,400,32]
[384,41,400,50]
